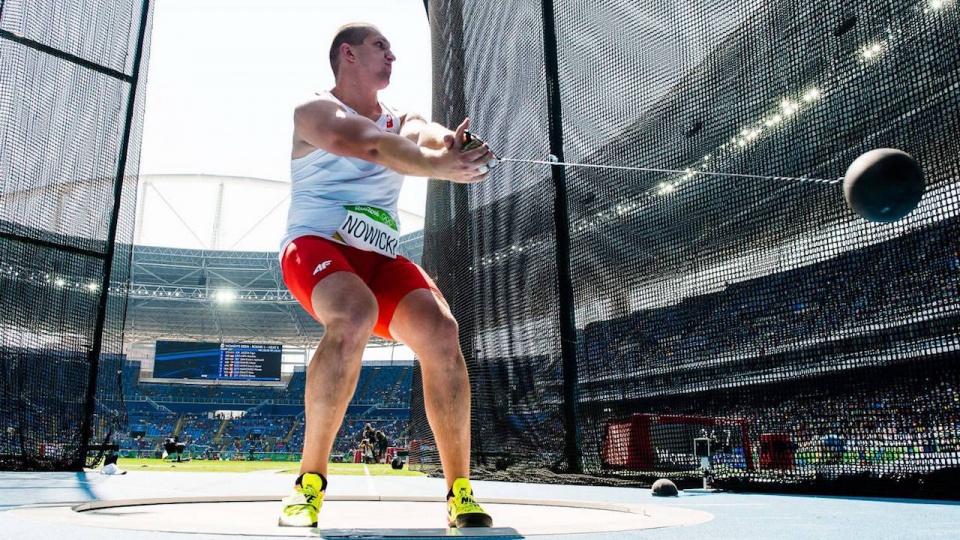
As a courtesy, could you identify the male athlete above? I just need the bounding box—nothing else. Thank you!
[277,23,496,529]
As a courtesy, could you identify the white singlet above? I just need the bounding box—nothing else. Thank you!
[280,91,404,254]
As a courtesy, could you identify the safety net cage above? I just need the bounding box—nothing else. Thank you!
[413,0,960,497]
[0,0,153,470]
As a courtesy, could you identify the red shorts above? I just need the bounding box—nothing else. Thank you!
[280,235,441,341]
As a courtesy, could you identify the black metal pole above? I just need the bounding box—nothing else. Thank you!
[424,0,486,466]
[0,231,107,260]
[540,0,582,474]
[78,0,151,468]
[0,30,133,82]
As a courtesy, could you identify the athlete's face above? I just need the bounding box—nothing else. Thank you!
[355,32,395,89]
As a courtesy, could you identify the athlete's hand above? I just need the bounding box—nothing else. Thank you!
[431,118,496,183]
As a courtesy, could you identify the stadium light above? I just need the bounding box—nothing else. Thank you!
[215,289,237,303]
[780,99,798,116]
[86,283,99,292]
[925,0,956,13]
[859,42,885,61]
[657,182,676,195]
[802,88,821,102]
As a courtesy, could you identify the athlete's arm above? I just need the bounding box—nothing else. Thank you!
[294,99,489,183]
[399,112,454,150]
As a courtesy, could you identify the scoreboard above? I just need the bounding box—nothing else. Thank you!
[153,341,282,381]
[217,343,282,380]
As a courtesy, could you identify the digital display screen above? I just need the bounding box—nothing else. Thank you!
[153,341,282,381]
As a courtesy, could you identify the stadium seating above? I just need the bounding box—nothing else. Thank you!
[117,362,412,460]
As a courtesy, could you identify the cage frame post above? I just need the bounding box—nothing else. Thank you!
[78,0,152,467]
[540,0,583,474]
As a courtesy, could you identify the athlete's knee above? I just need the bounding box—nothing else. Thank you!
[434,312,460,342]
[322,302,377,350]
[322,289,378,330]
[418,311,461,360]
[340,302,378,333]
[321,327,370,358]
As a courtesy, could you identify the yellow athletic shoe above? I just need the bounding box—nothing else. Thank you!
[446,477,493,528]
[278,473,325,527]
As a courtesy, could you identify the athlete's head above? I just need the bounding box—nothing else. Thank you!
[329,23,395,88]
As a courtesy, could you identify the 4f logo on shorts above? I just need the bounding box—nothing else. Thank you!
[313,260,332,276]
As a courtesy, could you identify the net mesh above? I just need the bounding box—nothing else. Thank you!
[0,0,152,470]
[415,0,960,497]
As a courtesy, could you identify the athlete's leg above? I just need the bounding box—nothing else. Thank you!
[279,237,378,527]
[299,271,378,477]
[388,288,470,490]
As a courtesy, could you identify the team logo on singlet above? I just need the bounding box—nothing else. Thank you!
[386,114,394,129]
[334,205,400,258]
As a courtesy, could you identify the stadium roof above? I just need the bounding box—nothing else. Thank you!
[135,174,425,252]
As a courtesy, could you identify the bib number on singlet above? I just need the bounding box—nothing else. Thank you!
[333,205,400,258]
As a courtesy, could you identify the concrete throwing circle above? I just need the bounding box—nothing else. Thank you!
[12,495,713,537]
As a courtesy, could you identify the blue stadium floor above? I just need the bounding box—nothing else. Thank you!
[1,470,959,539]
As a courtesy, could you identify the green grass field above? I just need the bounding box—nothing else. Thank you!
[116,458,425,476]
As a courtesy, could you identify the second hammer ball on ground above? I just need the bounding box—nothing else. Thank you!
[651,478,679,497]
